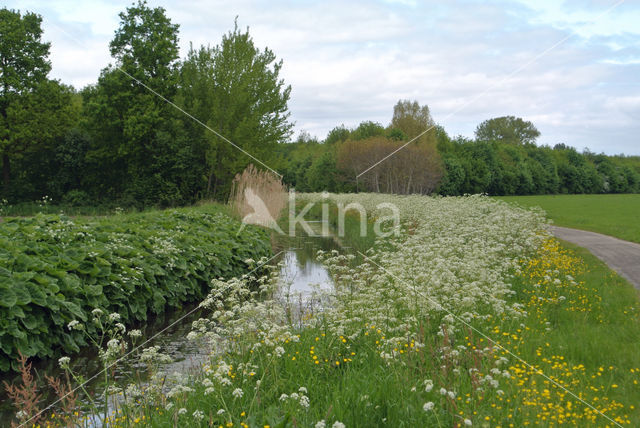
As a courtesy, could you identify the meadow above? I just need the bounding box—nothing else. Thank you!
[497,194,640,243]
[9,194,640,427]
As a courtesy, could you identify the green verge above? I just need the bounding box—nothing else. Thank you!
[35,198,640,427]
[0,204,271,372]
[496,194,640,243]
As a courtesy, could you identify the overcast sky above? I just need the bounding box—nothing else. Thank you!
[6,0,640,155]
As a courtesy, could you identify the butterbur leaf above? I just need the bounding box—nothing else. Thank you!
[0,285,17,307]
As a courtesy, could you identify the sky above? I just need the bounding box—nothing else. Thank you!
[6,0,640,155]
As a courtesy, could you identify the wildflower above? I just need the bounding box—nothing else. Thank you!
[299,395,310,409]
[192,410,204,421]
[232,388,244,399]
[178,408,187,415]
[108,312,121,322]
[217,409,225,415]
[128,329,142,339]
[57,354,71,369]
[279,394,289,402]
[67,320,83,330]
[423,402,434,411]
[315,421,326,428]
[439,388,447,395]
[274,346,285,357]
[464,419,472,426]
[298,386,308,394]
[332,422,345,428]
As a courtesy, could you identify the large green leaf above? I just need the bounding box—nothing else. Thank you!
[0,285,17,307]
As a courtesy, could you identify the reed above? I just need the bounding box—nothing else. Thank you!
[228,164,288,227]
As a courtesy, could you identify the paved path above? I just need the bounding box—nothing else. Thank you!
[550,226,640,290]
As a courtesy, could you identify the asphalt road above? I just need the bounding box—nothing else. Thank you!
[551,226,640,291]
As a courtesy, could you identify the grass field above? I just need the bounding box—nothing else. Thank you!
[497,194,640,243]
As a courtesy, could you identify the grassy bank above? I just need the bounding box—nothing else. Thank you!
[9,195,640,427]
[497,194,640,243]
[0,204,271,372]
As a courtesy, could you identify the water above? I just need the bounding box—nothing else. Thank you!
[0,225,339,426]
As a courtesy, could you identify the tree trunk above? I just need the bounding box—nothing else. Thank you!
[2,152,9,191]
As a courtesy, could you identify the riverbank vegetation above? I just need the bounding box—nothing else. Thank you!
[0,204,271,372]
[9,194,639,427]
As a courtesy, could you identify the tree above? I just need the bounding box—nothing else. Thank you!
[338,136,442,194]
[325,125,350,145]
[390,99,437,145]
[0,8,52,191]
[475,116,540,145]
[350,121,385,140]
[84,0,182,205]
[177,22,292,199]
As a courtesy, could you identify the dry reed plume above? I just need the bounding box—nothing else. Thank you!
[228,164,287,228]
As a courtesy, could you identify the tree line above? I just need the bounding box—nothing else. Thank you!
[1,2,639,210]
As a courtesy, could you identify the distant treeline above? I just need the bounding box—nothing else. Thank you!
[2,3,639,210]
[278,116,640,196]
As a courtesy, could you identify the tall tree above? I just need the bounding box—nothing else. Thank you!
[84,0,181,205]
[475,116,540,145]
[177,22,292,199]
[390,99,437,145]
[0,8,52,191]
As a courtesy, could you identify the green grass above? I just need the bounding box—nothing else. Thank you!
[496,194,640,243]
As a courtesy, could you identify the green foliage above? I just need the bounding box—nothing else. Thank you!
[82,1,183,206]
[177,22,293,199]
[0,204,271,371]
[436,138,640,196]
[324,125,350,145]
[350,121,385,140]
[475,115,540,145]
[390,99,436,145]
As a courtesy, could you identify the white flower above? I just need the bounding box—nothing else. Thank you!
[192,410,204,420]
[464,419,472,426]
[178,408,187,415]
[166,403,173,410]
[128,329,142,338]
[232,388,244,399]
[205,387,215,395]
[439,387,447,395]
[424,379,433,392]
[108,312,121,322]
[299,395,310,409]
[58,356,71,369]
[423,402,434,411]
[298,386,308,394]
[332,422,346,428]
[67,320,83,330]
[279,393,289,402]
[315,421,326,428]
[274,346,285,357]
[217,409,225,415]
[447,390,456,399]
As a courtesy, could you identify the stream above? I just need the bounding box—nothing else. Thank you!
[0,224,341,426]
